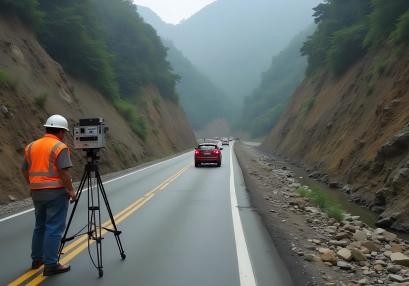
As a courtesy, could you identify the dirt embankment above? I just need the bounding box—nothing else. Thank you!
[0,16,196,204]
[263,49,409,231]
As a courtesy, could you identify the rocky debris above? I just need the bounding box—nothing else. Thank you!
[277,172,409,284]
[376,127,409,159]
[238,144,409,286]
[7,195,17,202]
[1,104,11,118]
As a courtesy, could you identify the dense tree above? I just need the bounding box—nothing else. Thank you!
[38,0,120,99]
[0,0,43,29]
[302,0,409,76]
[1,0,181,139]
[93,0,179,101]
[365,0,409,47]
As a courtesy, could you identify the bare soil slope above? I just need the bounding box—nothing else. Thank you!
[263,49,409,231]
[0,16,196,203]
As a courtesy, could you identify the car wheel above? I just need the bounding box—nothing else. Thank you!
[195,162,200,167]
[217,161,221,167]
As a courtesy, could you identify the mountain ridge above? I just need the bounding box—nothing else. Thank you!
[137,0,321,100]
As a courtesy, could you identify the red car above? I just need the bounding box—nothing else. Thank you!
[194,143,222,167]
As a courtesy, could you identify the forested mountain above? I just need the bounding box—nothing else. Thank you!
[1,0,180,139]
[165,41,237,130]
[138,0,320,100]
[0,0,196,202]
[137,6,237,132]
[241,27,314,138]
[264,0,409,231]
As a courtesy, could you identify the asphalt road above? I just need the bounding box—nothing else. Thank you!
[1,143,292,286]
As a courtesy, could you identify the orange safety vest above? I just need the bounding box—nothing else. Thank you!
[25,134,69,190]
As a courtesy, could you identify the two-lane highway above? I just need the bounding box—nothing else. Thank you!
[1,143,292,286]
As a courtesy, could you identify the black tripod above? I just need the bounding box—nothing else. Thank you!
[58,149,126,277]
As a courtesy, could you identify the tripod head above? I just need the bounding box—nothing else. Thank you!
[84,148,101,163]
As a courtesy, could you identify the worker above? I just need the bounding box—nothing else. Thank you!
[22,114,76,276]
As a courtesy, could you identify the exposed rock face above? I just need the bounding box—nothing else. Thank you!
[262,48,409,232]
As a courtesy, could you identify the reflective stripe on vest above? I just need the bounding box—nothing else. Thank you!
[28,142,64,177]
[25,134,67,190]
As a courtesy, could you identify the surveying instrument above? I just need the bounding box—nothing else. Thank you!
[58,118,126,277]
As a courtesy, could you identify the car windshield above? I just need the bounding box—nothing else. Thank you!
[198,145,217,150]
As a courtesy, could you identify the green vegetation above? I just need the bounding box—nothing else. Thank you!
[302,0,409,76]
[296,186,345,221]
[0,0,43,29]
[303,96,316,114]
[391,10,409,44]
[1,0,181,140]
[34,92,48,109]
[113,99,146,140]
[0,70,13,88]
[93,0,179,101]
[241,28,312,138]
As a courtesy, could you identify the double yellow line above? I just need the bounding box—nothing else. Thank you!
[8,163,191,286]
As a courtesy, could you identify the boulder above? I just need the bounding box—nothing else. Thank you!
[377,128,409,158]
[361,241,381,252]
[335,232,351,240]
[373,189,387,207]
[391,243,403,253]
[390,252,409,266]
[376,215,396,228]
[330,240,348,247]
[373,264,384,272]
[353,230,367,241]
[351,248,367,261]
[304,253,321,262]
[383,231,398,242]
[319,249,337,265]
[387,264,402,274]
[337,248,352,261]
[389,274,409,283]
[336,261,353,270]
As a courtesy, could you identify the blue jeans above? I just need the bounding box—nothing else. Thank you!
[31,195,69,266]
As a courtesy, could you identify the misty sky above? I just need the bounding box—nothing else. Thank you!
[132,0,216,24]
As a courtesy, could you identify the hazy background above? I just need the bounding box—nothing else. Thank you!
[137,0,321,137]
[133,0,216,24]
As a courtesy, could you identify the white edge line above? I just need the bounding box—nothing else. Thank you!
[0,151,191,223]
[230,142,257,286]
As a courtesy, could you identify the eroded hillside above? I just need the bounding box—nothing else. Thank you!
[0,16,196,203]
[263,49,409,231]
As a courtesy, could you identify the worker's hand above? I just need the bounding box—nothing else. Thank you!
[67,190,77,203]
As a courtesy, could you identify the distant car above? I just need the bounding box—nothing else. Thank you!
[222,138,229,146]
[194,143,222,167]
[216,140,223,150]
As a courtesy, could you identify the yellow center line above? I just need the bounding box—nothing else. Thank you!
[8,163,191,286]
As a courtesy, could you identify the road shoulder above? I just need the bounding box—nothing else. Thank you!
[234,142,344,285]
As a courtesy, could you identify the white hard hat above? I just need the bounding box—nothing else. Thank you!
[44,114,69,131]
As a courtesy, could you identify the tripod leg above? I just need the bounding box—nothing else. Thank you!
[95,169,126,259]
[95,176,104,277]
[58,169,89,259]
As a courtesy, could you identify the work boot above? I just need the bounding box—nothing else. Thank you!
[43,263,71,276]
[31,260,44,269]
